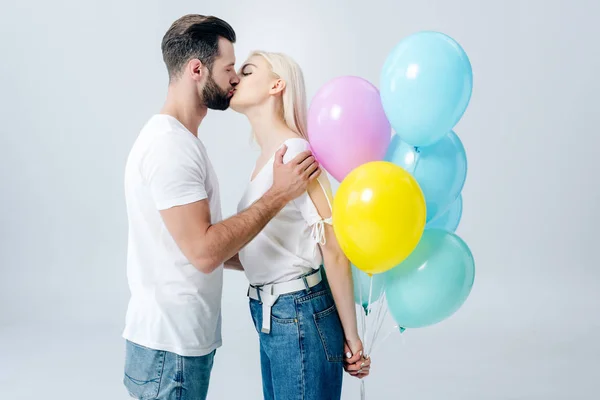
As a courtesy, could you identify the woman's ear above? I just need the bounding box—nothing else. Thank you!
[270,78,286,95]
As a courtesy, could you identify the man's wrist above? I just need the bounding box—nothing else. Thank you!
[263,187,288,211]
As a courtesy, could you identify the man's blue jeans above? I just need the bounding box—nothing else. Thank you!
[123,340,215,400]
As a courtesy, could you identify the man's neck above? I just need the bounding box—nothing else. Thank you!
[161,85,207,136]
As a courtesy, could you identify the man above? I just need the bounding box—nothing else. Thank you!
[122,15,321,400]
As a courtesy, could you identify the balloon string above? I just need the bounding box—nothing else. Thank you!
[363,277,375,353]
[366,293,384,355]
[371,325,405,357]
[367,276,374,314]
[357,269,363,309]
[357,278,367,400]
[372,309,389,354]
[371,326,395,357]
[368,293,389,355]
[357,270,367,350]
[408,146,421,175]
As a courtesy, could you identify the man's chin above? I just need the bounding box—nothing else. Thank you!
[206,99,231,111]
[207,105,229,111]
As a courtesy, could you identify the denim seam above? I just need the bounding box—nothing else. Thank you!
[176,354,183,400]
[124,374,160,385]
[313,305,343,363]
[296,298,306,400]
[271,315,297,324]
[269,295,299,324]
[314,304,337,319]
[124,348,166,400]
[156,350,166,399]
[295,290,328,304]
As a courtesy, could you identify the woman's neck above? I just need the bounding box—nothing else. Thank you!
[246,106,299,156]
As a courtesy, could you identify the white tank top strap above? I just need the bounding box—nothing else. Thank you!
[310,177,334,245]
[317,178,333,210]
[311,217,333,245]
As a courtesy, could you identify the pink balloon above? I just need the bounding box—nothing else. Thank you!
[307,76,391,181]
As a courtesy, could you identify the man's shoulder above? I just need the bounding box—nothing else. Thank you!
[141,115,200,144]
[143,127,205,158]
[132,116,210,171]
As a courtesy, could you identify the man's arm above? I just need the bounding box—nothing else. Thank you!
[160,145,320,274]
[161,190,284,273]
[224,253,243,271]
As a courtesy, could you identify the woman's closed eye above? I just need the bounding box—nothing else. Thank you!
[240,64,254,76]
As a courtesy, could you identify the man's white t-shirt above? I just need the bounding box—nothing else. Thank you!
[122,114,223,357]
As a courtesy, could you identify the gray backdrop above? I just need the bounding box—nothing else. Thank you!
[1,0,599,399]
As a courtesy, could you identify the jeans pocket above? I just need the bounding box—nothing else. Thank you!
[313,305,345,362]
[123,341,165,400]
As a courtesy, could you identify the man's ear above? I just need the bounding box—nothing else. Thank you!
[188,59,205,82]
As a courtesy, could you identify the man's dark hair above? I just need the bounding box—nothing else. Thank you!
[161,15,236,81]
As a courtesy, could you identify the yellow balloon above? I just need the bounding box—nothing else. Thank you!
[333,161,426,275]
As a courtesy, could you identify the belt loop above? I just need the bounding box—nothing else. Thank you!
[260,290,278,335]
[302,275,311,293]
[256,286,262,303]
[261,302,272,334]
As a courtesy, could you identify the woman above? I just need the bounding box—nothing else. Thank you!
[228,51,370,399]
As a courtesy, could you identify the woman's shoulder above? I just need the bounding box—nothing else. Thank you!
[282,137,311,163]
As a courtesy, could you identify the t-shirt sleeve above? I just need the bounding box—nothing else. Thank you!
[142,132,208,210]
[286,139,334,243]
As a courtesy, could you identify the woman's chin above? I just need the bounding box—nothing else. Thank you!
[229,99,239,112]
[229,99,244,113]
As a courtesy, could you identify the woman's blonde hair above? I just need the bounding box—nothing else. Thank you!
[251,51,334,205]
[250,51,308,140]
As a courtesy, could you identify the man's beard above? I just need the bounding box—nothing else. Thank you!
[202,73,231,111]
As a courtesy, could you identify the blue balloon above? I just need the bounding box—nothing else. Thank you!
[380,31,473,147]
[352,265,385,311]
[385,132,467,222]
[384,229,474,328]
[426,194,463,232]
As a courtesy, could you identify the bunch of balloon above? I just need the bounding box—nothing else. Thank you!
[307,32,475,399]
[380,31,475,334]
[307,69,426,400]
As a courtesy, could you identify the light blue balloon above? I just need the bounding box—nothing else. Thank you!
[380,31,473,147]
[426,194,463,232]
[352,265,385,311]
[385,132,467,222]
[384,229,474,328]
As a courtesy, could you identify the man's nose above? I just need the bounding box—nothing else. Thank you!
[231,74,240,86]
